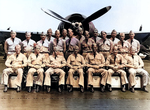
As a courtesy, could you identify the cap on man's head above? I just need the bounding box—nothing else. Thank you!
[94,28,98,33]
[10,30,16,34]
[26,32,31,36]
[41,32,47,36]
[129,30,134,34]
[111,29,117,33]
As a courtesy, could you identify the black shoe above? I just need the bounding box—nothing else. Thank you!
[3,86,7,92]
[131,87,135,93]
[68,86,73,92]
[80,86,84,93]
[122,86,126,92]
[28,87,32,93]
[58,86,62,93]
[47,86,51,93]
[108,86,112,92]
[101,86,105,92]
[90,86,94,93]
[36,85,40,92]
[143,86,148,92]
[17,86,20,92]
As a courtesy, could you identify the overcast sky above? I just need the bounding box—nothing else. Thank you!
[0,0,150,33]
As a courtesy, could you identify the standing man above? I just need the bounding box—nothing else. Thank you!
[61,29,69,41]
[44,47,66,93]
[26,45,45,92]
[117,33,131,54]
[21,32,36,58]
[109,29,119,45]
[106,46,128,92]
[128,49,149,93]
[85,43,108,92]
[4,30,21,58]
[127,31,140,54]
[76,28,85,43]
[66,46,85,93]
[97,31,113,59]
[47,28,55,42]
[65,28,80,59]
[81,30,95,58]
[52,30,66,56]
[91,29,101,43]
[1,45,27,92]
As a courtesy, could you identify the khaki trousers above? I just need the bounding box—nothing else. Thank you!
[26,68,44,87]
[44,68,65,86]
[87,68,108,86]
[128,68,149,87]
[1,68,23,87]
[107,69,128,85]
[66,68,84,87]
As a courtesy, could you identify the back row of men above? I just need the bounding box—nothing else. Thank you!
[2,28,148,94]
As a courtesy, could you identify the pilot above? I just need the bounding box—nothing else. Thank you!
[97,31,113,59]
[61,29,69,41]
[1,45,27,92]
[81,30,95,58]
[116,33,131,54]
[37,32,50,53]
[128,49,150,93]
[126,31,140,54]
[85,43,108,92]
[44,47,66,93]
[26,45,45,92]
[76,28,85,43]
[65,28,80,59]
[66,45,85,93]
[106,46,128,92]
[109,29,120,45]
[51,30,66,56]
[4,30,21,58]
[91,28,101,43]
[21,32,36,58]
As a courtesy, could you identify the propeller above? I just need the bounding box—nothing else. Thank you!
[82,6,111,24]
[41,8,72,24]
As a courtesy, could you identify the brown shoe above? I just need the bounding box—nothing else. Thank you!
[80,86,84,93]
[122,86,126,92]
[68,86,73,92]
[131,87,135,93]
[143,86,148,92]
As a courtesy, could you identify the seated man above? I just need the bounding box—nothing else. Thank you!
[26,45,45,92]
[66,46,85,93]
[1,45,27,92]
[85,43,108,92]
[106,46,128,92]
[44,47,66,93]
[128,49,150,93]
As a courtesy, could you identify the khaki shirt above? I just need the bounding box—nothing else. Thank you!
[5,53,27,68]
[52,38,66,52]
[22,39,36,52]
[76,35,85,43]
[67,54,85,68]
[81,38,95,53]
[109,37,120,45]
[130,54,144,68]
[37,39,50,52]
[126,39,140,53]
[46,54,66,68]
[106,54,125,68]
[97,38,113,52]
[28,53,45,68]
[85,52,105,68]
[122,54,133,68]
[91,36,101,43]
[117,40,131,53]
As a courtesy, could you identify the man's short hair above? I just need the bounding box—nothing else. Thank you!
[111,29,117,34]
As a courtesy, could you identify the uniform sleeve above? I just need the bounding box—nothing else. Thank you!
[80,55,85,68]
[137,40,140,53]
[5,55,12,68]
[138,56,144,68]
[22,54,27,67]
[4,40,8,54]
[41,54,46,68]
[27,54,34,67]
[101,54,105,66]
[67,55,72,68]
[60,57,66,68]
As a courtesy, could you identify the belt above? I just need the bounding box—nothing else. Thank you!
[8,51,15,52]
[40,52,49,54]
[100,50,109,52]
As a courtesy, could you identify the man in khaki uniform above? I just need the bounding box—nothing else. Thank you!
[97,31,113,59]
[128,49,149,92]
[109,29,119,45]
[76,28,85,43]
[106,46,128,92]
[51,30,66,56]
[26,45,45,92]
[91,29,101,43]
[66,46,85,93]
[117,33,131,54]
[126,31,140,54]
[85,43,108,92]
[44,47,66,93]
[81,31,95,58]
[61,29,69,41]
[1,45,27,92]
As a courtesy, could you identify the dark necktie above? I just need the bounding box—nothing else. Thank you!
[114,56,116,62]
[113,38,115,41]
[103,39,106,44]
[132,55,134,59]
[121,41,124,47]
[57,39,59,45]
[16,54,18,58]
[27,40,29,45]
[36,54,38,58]
[131,40,133,44]
[12,38,14,42]
[69,38,71,44]
[42,41,44,45]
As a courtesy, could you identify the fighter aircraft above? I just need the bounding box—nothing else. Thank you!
[0,6,150,58]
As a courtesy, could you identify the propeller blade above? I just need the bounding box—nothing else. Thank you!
[41,8,72,24]
[82,6,111,24]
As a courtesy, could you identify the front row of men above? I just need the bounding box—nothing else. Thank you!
[1,44,149,93]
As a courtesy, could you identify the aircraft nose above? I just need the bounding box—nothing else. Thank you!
[106,6,111,11]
